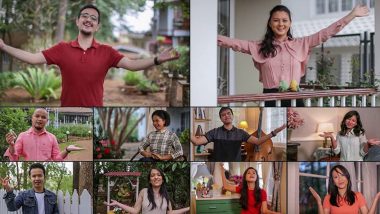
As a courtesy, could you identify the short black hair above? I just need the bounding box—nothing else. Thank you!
[152,110,171,126]
[78,4,101,23]
[29,163,46,176]
[219,107,233,118]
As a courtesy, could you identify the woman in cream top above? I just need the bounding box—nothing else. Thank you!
[105,167,189,214]
[319,110,380,161]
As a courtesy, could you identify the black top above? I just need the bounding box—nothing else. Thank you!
[205,126,250,161]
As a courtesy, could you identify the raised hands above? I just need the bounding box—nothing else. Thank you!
[5,130,17,147]
[319,132,334,139]
[103,199,120,207]
[0,39,5,49]
[274,124,287,135]
[309,187,322,205]
[0,177,12,192]
[151,153,163,160]
[367,138,380,146]
[350,4,370,17]
[157,47,180,63]
[66,145,85,152]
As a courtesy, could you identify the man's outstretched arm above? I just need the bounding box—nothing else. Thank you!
[0,39,46,65]
[117,47,179,71]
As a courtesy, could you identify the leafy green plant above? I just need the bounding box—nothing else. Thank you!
[179,128,189,144]
[137,79,159,93]
[315,52,336,89]
[123,71,143,86]
[0,108,29,161]
[46,124,92,143]
[0,72,15,97]
[13,67,61,101]
[166,46,190,78]
[154,0,190,19]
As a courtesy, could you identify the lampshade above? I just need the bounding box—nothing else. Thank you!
[239,120,249,129]
[193,164,212,179]
[317,123,335,133]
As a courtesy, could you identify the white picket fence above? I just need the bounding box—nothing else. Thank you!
[0,189,92,214]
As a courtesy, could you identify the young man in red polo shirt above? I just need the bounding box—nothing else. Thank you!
[0,4,179,107]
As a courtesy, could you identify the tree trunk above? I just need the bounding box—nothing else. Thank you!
[54,0,68,43]
[73,162,80,190]
[22,163,28,190]
[79,162,93,197]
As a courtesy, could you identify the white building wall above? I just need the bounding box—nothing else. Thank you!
[233,0,281,95]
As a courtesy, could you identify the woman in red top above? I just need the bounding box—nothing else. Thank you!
[309,165,380,214]
[220,164,280,214]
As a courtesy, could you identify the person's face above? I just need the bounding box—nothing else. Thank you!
[32,109,48,131]
[219,109,233,125]
[269,11,291,39]
[30,168,45,190]
[152,115,166,131]
[332,168,348,190]
[150,169,163,187]
[345,115,357,129]
[245,168,257,183]
[76,8,100,36]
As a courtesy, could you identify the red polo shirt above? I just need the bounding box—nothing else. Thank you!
[42,39,124,106]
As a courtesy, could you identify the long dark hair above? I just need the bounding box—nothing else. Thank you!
[339,110,365,136]
[259,5,293,58]
[328,165,356,207]
[147,167,170,210]
[240,167,262,210]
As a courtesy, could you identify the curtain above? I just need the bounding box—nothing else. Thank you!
[340,162,357,191]
[362,162,377,211]
[266,162,282,212]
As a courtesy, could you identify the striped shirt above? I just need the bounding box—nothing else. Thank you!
[139,129,183,159]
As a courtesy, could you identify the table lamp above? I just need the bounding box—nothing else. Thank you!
[317,123,335,148]
[239,120,249,131]
[194,164,212,197]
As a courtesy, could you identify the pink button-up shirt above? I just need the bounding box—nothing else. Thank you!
[4,128,64,161]
[218,17,348,89]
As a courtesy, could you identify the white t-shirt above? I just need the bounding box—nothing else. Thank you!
[34,192,45,214]
[334,130,367,161]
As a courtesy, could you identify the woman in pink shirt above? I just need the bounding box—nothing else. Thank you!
[309,165,380,214]
[218,4,369,107]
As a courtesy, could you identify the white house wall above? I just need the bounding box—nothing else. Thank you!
[233,0,281,95]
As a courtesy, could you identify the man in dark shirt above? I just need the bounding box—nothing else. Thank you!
[191,107,286,161]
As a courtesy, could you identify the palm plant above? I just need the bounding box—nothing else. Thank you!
[13,67,61,102]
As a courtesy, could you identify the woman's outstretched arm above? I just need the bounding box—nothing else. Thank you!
[217,35,252,54]
[309,187,327,214]
[220,163,238,193]
[306,4,369,48]
[368,192,380,214]
[104,189,144,214]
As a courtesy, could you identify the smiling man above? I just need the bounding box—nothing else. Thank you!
[190,107,286,161]
[1,163,59,214]
[0,4,179,107]
[4,108,82,161]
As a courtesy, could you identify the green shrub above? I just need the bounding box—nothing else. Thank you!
[123,71,143,86]
[0,72,15,97]
[13,67,61,101]
[179,128,190,144]
[137,79,159,93]
[46,124,92,142]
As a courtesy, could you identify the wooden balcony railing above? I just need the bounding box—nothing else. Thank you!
[218,88,378,107]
